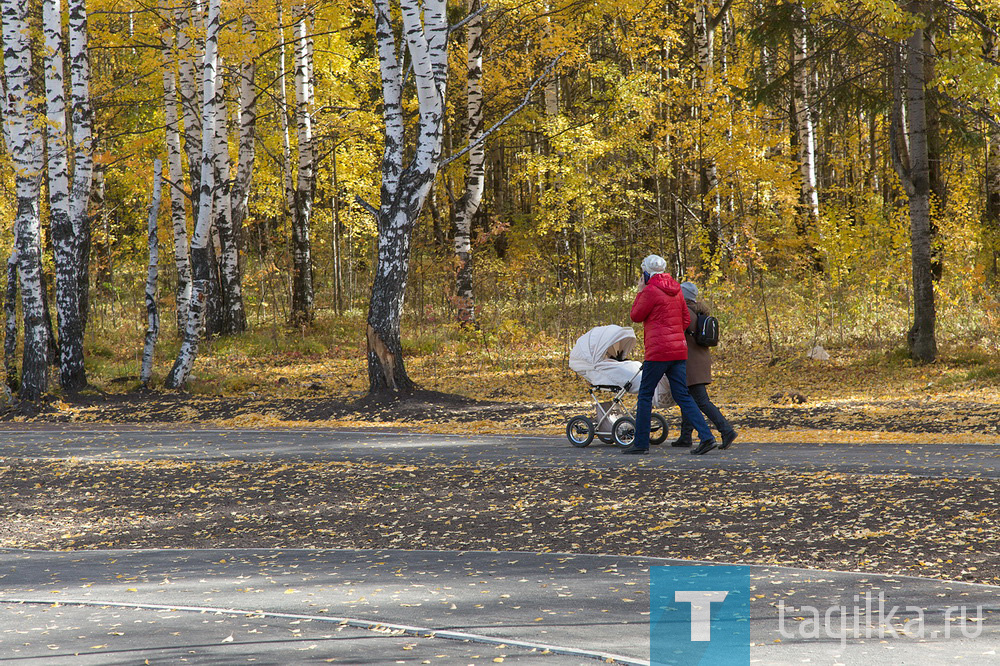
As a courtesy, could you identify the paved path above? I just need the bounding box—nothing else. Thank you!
[2,426,999,663]
[1,426,998,477]
[1,549,998,664]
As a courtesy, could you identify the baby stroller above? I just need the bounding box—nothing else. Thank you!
[566,325,669,448]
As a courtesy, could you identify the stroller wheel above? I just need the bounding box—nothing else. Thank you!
[649,413,669,445]
[566,416,596,447]
[612,416,637,448]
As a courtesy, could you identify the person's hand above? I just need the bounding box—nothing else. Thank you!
[636,274,645,291]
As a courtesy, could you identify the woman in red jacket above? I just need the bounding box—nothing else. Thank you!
[624,255,716,455]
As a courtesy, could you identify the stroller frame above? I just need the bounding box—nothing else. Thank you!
[588,367,641,443]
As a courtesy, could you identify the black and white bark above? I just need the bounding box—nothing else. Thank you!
[213,73,247,334]
[366,0,448,393]
[792,3,819,224]
[3,0,50,400]
[163,0,192,332]
[165,0,221,388]
[290,3,314,325]
[231,11,257,257]
[4,239,18,392]
[984,28,1000,274]
[891,1,937,363]
[453,0,485,326]
[44,0,87,391]
[178,0,203,214]
[67,0,93,337]
[141,160,163,387]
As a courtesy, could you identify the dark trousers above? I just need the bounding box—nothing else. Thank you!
[634,360,713,450]
[678,382,734,442]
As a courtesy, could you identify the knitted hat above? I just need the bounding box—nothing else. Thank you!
[641,254,667,276]
[680,281,699,302]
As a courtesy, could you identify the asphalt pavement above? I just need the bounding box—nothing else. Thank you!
[0,425,998,478]
[1,425,998,664]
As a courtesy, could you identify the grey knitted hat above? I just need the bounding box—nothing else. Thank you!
[680,281,698,302]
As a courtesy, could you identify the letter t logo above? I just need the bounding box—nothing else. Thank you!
[675,591,729,641]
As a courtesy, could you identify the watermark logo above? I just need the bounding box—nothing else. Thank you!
[778,592,985,646]
[650,566,752,666]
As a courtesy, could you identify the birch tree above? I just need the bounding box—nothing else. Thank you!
[141,160,163,387]
[165,0,221,388]
[231,11,257,258]
[453,0,485,326]
[44,0,87,390]
[3,0,50,400]
[163,6,192,331]
[791,3,819,225]
[4,236,17,391]
[891,0,937,363]
[290,3,315,325]
[212,70,247,334]
[67,0,94,337]
[366,0,448,392]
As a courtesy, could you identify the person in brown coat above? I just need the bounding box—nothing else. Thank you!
[670,281,738,449]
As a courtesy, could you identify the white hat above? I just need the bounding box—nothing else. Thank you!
[641,254,667,276]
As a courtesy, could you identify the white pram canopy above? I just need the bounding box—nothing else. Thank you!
[568,325,673,405]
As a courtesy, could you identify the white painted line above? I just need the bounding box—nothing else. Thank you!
[0,597,649,666]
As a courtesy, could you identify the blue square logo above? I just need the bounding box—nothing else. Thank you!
[650,566,753,665]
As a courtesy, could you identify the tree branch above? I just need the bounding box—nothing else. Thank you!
[355,194,379,217]
[442,51,565,168]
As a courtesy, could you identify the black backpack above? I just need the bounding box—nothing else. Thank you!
[693,312,719,347]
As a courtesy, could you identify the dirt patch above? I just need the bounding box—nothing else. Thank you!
[1,459,996,585]
[2,389,999,437]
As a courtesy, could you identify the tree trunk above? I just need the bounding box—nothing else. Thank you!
[792,4,819,225]
[4,244,18,392]
[453,0,484,326]
[165,0,221,389]
[67,0,93,338]
[4,0,50,400]
[290,4,314,326]
[162,0,192,332]
[694,0,721,268]
[231,11,257,259]
[891,2,937,363]
[368,0,448,393]
[141,160,163,387]
[44,0,87,391]
[984,29,1000,276]
[213,76,247,334]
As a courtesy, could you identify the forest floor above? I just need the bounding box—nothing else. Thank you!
[3,339,1000,444]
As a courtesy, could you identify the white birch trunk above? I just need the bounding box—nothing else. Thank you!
[453,0,484,325]
[367,0,448,392]
[178,0,203,212]
[162,8,192,332]
[213,78,247,334]
[290,4,314,325]
[3,0,49,400]
[141,160,163,386]
[67,0,94,328]
[4,235,18,391]
[276,0,295,215]
[45,0,90,390]
[165,0,220,388]
[231,12,257,258]
[694,0,721,262]
[792,5,819,224]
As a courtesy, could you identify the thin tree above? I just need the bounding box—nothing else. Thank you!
[453,0,485,326]
[290,2,315,326]
[141,160,163,387]
[165,0,222,388]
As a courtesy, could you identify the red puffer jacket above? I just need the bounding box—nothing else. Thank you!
[630,273,690,361]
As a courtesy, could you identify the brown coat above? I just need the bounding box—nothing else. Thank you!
[684,300,712,386]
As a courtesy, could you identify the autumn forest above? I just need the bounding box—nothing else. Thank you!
[2,0,999,403]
